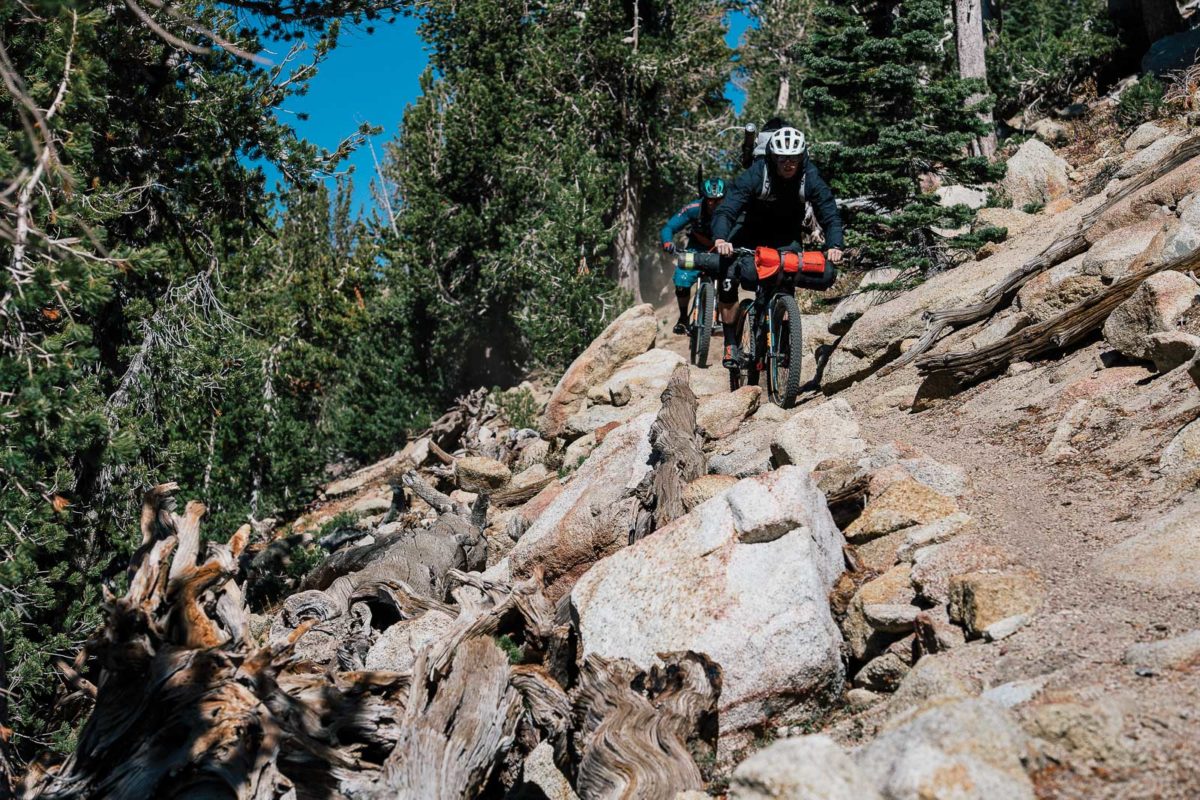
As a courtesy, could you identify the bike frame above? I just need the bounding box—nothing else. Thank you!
[743,270,797,369]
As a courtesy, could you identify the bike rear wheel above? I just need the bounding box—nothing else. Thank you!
[768,293,804,408]
[729,298,759,391]
[689,280,715,368]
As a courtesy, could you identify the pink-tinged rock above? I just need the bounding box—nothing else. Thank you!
[845,478,958,544]
[697,385,761,441]
[1102,271,1199,361]
[505,412,655,600]
[1002,138,1070,208]
[948,570,1044,638]
[540,304,657,439]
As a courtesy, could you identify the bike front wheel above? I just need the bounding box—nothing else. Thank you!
[690,280,715,368]
[768,293,804,408]
[729,298,759,392]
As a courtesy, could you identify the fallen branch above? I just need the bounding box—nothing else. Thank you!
[882,135,1200,376]
[491,476,555,508]
[916,240,1200,383]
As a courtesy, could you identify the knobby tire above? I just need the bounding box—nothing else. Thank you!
[690,280,715,368]
[768,294,804,408]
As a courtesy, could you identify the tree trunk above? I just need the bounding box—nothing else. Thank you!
[613,172,644,304]
[1139,0,1183,43]
[1109,0,1183,53]
[954,0,996,158]
[775,55,791,113]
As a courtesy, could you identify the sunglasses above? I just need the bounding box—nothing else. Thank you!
[776,155,802,164]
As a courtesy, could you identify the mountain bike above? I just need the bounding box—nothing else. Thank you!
[690,247,833,409]
[675,251,718,368]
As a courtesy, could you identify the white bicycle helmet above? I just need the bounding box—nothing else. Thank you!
[768,126,807,157]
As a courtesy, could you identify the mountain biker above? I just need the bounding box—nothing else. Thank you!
[660,177,726,335]
[711,126,845,367]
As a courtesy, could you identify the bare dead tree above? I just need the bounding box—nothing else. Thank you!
[633,364,705,541]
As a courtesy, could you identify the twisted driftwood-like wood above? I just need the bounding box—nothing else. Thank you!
[22,480,722,799]
[882,135,1200,376]
[916,240,1200,383]
[633,364,705,542]
[571,652,722,800]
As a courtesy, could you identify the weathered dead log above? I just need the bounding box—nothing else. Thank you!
[28,487,317,799]
[382,636,523,797]
[428,438,456,465]
[491,476,555,508]
[402,468,459,514]
[632,365,705,542]
[883,135,1200,376]
[916,242,1200,384]
[24,478,728,800]
[421,386,495,453]
[570,652,721,800]
[299,490,485,604]
[511,665,573,757]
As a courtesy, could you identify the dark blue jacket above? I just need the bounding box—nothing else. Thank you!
[660,200,716,251]
[711,157,845,249]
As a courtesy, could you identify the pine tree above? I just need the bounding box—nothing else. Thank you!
[380,0,730,386]
[0,1,435,758]
[797,0,1006,273]
[987,0,1118,121]
[737,0,817,127]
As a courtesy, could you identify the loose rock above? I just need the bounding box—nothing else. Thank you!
[845,564,917,661]
[855,698,1036,800]
[697,385,761,440]
[1125,122,1167,152]
[571,467,846,749]
[770,398,866,472]
[541,303,657,438]
[729,735,883,800]
[682,474,738,511]
[1147,331,1200,372]
[948,570,1044,638]
[1123,630,1200,671]
[454,456,512,493]
[1101,270,1199,361]
[1002,138,1070,208]
[844,478,958,544]
[1117,135,1186,179]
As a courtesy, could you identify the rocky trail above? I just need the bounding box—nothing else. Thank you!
[15,124,1200,800]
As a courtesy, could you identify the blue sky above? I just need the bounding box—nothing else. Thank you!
[260,11,751,214]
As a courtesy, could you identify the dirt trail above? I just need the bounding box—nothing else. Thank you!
[657,297,1200,798]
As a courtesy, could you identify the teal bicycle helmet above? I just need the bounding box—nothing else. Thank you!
[702,177,726,199]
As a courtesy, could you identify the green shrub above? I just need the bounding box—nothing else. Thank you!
[1117,75,1167,127]
[987,0,1120,120]
[492,386,539,431]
